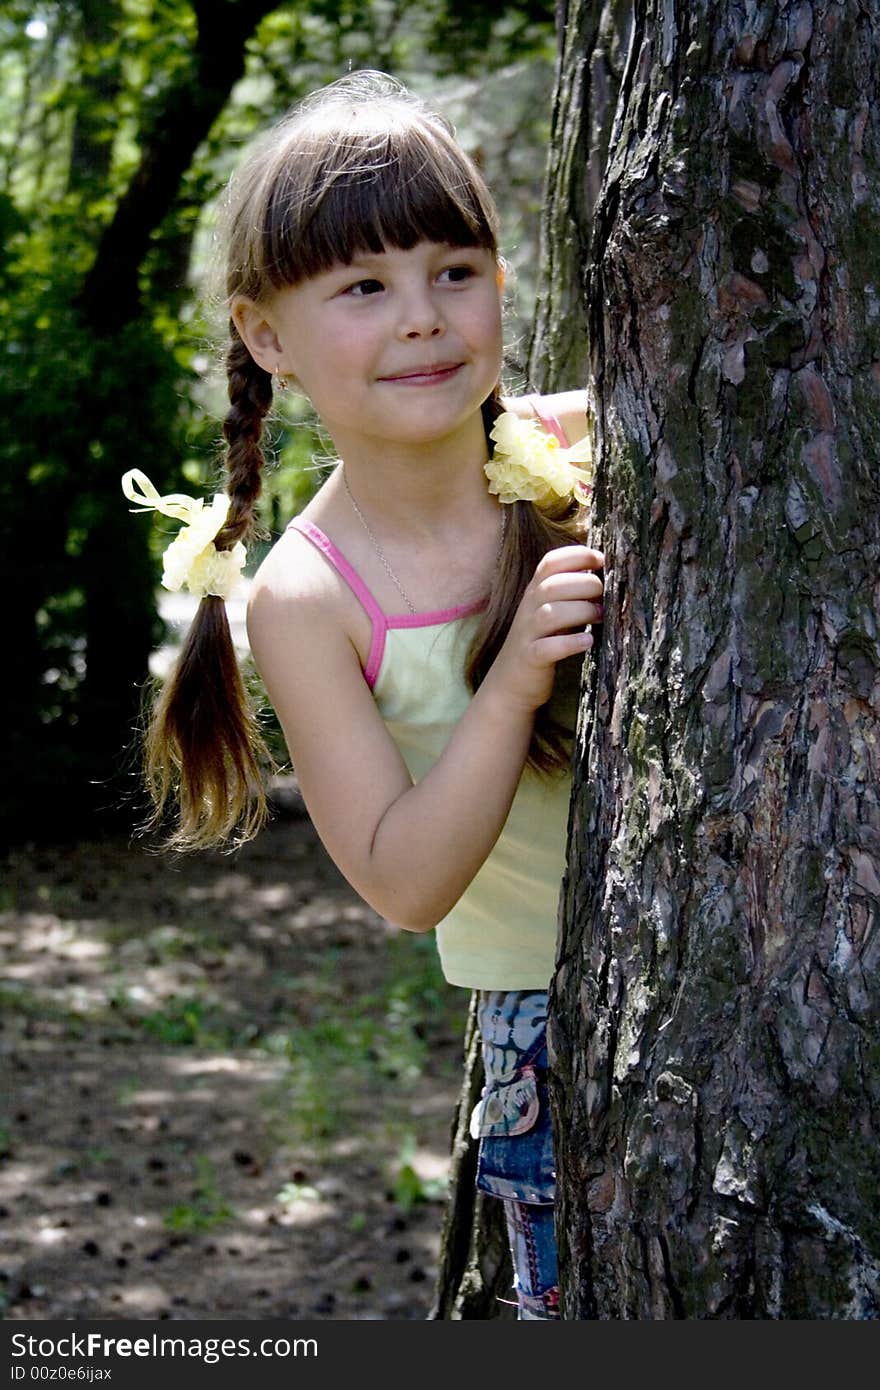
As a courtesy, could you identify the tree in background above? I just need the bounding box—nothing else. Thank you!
[1,0,556,840]
[535,0,879,1318]
[1,0,276,837]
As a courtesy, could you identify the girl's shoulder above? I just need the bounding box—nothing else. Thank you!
[249,468,343,605]
[247,470,373,669]
[502,390,591,447]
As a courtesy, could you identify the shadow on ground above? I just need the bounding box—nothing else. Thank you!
[0,790,467,1320]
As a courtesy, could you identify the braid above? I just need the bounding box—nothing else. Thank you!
[141,328,277,850]
[216,326,273,551]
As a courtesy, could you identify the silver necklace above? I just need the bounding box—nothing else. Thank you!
[342,467,508,615]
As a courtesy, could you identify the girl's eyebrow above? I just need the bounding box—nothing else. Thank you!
[340,252,386,266]
[336,243,480,269]
[320,244,487,284]
[324,255,387,277]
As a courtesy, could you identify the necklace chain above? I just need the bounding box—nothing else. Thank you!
[342,468,508,615]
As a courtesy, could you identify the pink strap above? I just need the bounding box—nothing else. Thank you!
[525,394,569,447]
[288,517,387,686]
[288,517,489,688]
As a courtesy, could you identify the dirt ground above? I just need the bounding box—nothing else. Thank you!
[0,785,469,1321]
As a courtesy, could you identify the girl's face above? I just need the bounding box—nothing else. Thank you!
[234,240,504,455]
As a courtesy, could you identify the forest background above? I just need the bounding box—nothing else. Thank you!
[0,0,560,1320]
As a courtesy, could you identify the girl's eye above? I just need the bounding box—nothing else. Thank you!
[344,278,384,297]
[438,265,475,284]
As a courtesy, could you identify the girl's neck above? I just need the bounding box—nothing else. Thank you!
[328,409,494,542]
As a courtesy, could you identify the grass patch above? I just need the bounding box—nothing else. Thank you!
[138,995,238,1048]
[260,933,465,1145]
[164,1156,234,1233]
[391,1136,448,1212]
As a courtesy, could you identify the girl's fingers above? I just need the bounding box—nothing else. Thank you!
[533,630,595,665]
[534,545,605,578]
[534,600,602,636]
[537,571,604,603]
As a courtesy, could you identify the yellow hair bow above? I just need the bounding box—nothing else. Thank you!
[485,411,593,506]
[121,469,247,601]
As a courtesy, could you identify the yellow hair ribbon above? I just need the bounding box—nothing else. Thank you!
[121,469,214,526]
[121,470,246,601]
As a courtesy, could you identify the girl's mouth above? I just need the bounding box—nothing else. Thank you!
[379,363,463,385]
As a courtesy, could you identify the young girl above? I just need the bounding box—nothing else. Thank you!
[124,72,604,1320]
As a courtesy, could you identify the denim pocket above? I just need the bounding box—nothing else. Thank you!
[469,1064,540,1139]
[472,1065,556,1205]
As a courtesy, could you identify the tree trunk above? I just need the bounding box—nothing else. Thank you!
[529,0,629,390]
[77,0,279,331]
[65,0,280,832]
[429,993,515,1319]
[548,0,880,1318]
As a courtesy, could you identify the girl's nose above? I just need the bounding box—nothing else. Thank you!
[398,289,444,340]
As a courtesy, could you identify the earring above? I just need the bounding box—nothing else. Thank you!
[274,364,289,392]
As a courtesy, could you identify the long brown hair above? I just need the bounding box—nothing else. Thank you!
[145,72,586,850]
[476,394,587,773]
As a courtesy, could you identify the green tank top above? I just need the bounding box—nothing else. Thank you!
[289,517,570,990]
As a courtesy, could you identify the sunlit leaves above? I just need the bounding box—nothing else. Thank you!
[0,0,557,833]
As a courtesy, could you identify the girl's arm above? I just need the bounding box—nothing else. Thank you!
[501,390,590,446]
[248,542,603,933]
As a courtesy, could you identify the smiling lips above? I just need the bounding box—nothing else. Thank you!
[379,362,463,384]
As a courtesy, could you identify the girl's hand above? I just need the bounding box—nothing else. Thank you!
[485,545,605,716]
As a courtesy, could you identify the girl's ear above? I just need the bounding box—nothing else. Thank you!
[231,295,285,375]
[495,257,506,293]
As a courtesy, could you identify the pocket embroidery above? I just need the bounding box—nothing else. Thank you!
[469,1064,540,1139]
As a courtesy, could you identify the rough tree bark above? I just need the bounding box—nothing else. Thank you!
[543,0,880,1318]
[429,994,515,1320]
[530,0,627,388]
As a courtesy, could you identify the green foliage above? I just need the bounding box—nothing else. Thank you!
[138,994,223,1046]
[164,1155,234,1232]
[276,1178,321,1207]
[391,1136,447,1211]
[0,0,556,840]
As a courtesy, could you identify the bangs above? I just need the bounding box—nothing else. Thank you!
[260,125,498,289]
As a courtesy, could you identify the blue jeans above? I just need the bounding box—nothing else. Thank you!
[472,990,560,1320]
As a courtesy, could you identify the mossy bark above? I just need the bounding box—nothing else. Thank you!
[547,0,880,1318]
